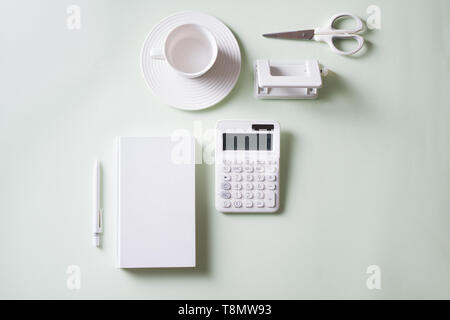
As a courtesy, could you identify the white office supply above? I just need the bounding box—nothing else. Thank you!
[254,59,328,99]
[92,160,102,247]
[141,11,241,110]
[263,13,365,56]
[215,120,280,213]
[117,136,196,268]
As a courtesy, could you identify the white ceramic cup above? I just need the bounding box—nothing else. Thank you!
[150,24,218,79]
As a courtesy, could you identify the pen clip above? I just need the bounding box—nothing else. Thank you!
[98,208,103,230]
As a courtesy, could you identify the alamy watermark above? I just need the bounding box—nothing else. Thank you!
[66,5,81,30]
[170,121,280,165]
[66,265,81,290]
[366,265,381,290]
[366,5,381,30]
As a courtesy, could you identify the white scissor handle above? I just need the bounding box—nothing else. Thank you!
[315,13,364,35]
[314,33,364,56]
[314,13,365,55]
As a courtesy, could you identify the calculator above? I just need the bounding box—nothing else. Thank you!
[215,120,280,213]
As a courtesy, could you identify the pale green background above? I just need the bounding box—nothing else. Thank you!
[1,0,449,299]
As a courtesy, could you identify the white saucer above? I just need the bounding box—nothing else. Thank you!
[141,11,241,110]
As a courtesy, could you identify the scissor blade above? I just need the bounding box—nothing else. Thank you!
[263,29,315,40]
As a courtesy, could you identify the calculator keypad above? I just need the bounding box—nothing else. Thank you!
[219,159,278,210]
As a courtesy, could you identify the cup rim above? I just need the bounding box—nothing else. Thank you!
[163,23,218,78]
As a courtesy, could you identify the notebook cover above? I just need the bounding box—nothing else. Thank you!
[117,136,196,268]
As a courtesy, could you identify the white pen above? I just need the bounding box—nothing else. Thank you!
[93,160,103,247]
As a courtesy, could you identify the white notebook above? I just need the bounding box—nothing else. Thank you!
[117,136,196,268]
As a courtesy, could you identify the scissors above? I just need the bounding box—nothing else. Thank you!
[263,13,365,56]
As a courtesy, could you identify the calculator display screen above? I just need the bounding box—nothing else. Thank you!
[222,133,272,151]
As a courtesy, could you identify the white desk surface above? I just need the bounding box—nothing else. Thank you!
[1,0,450,299]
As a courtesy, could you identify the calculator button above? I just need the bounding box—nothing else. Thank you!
[244,159,254,165]
[244,200,253,208]
[223,174,231,182]
[232,183,243,190]
[244,192,253,199]
[255,166,264,173]
[223,200,231,208]
[222,159,232,165]
[256,183,265,190]
[245,175,254,182]
[234,159,243,165]
[245,183,254,190]
[233,201,242,208]
[232,166,243,173]
[233,174,243,181]
[223,166,231,173]
[256,160,265,165]
[256,201,265,208]
[267,183,276,190]
[266,191,276,208]
[256,175,265,182]
[267,175,276,182]
[220,191,231,199]
[234,191,242,199]
[267,167,277,173]
[257,192,264,199]
[221,182,231,190]
[244,166,254,173]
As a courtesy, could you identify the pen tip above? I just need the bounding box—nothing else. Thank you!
[93,235,100,247]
